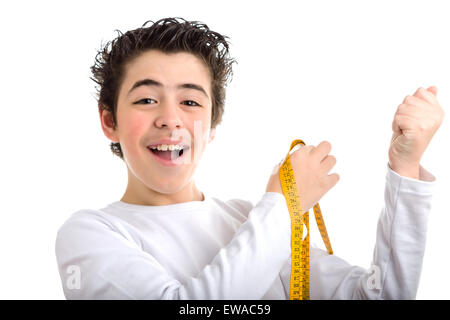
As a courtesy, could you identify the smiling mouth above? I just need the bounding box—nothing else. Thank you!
[148,146,190,161]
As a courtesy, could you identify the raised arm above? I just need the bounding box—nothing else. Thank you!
[279,86,442,299]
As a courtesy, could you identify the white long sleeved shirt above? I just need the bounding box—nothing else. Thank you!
[55,164,435,299]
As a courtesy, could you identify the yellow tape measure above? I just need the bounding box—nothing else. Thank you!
[279,139,334,300]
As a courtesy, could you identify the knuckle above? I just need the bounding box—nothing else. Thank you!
[393,114,400,125]
[302,145,314,155]
[404,95,412,104]
[418,121,426,131]
[403,95,409,103]
[416,87,428,99]
[418,120,431,132]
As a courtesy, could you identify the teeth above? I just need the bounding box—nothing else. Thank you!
[149,144,184,151]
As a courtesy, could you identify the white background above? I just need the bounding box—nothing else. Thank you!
[0,0,449,299]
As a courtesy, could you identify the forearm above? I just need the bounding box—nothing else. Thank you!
[372,163,435,299]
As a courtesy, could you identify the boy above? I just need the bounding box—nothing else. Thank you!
[55,17,444,299]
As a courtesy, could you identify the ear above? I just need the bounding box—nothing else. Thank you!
[99,106,120,143]
[208,127,216,143]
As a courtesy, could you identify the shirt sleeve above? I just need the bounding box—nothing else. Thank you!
[279,163,436,299]
[55,192,292,300]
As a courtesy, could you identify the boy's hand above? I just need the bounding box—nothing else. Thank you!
[389,86,444,179]
[266,141,340,213]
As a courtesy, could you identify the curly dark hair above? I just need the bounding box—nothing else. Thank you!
[90,17,237,159]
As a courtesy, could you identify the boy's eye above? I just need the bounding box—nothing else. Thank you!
[182,100,201,107]
[134,98,156,104]
[133,99,200,107]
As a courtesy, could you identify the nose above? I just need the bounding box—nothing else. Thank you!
[154,100,183,130]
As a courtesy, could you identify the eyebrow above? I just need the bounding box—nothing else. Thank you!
[127,78,209,99]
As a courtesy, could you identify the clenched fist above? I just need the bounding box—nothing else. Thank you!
[389,86,444,179]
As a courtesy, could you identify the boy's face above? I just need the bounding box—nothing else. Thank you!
[100,49,215,203]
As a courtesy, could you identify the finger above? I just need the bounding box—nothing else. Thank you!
[311,141,332,161]
[291,145,314,157]
[413,87,439,105]
[427,86,438,97]
[392,113,415,132]
[289,143,304,156]
[305,145,315,154]
[272,161,282,175]
[402,95,429,109]
[392,109,402,134]
[325,173,340,190]
[320,155,337,174]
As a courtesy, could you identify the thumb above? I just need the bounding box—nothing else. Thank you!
[427,86,438,97]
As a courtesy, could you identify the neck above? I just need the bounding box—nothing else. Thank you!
[120,170,204,206]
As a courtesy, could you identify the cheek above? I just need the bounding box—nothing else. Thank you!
[120,113,148,149]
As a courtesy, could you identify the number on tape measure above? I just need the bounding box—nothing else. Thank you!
[279,139,333,300]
